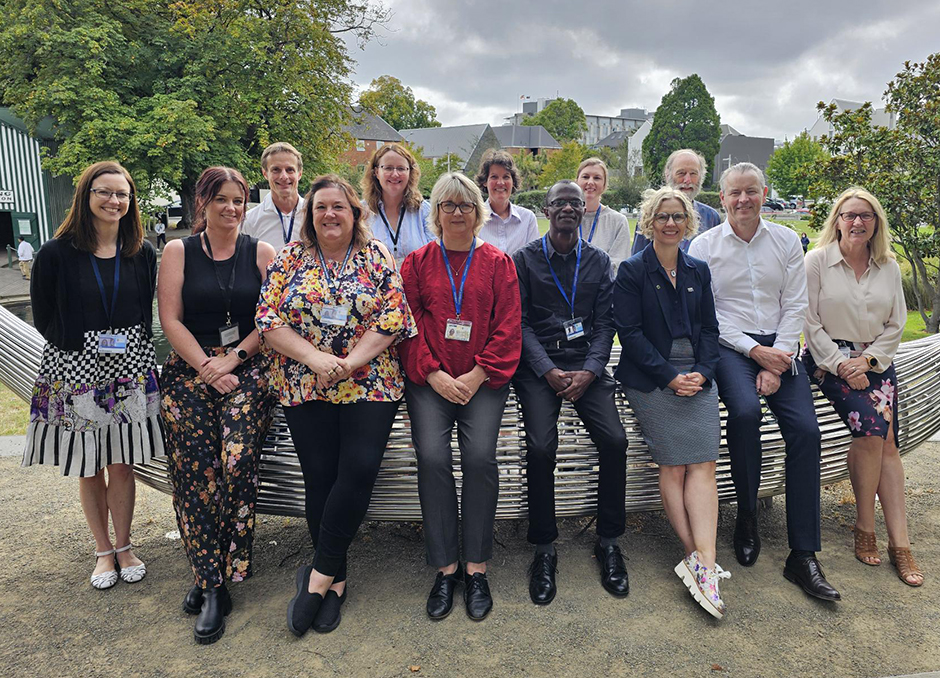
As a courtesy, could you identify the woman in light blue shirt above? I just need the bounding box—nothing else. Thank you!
[475,149,539,256]
[361,143,433,266]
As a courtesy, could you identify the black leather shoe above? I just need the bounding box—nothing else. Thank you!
[287,565,323,637]
[193,585,232,645]
[183,585,203,615]
[734,509,761,566]
[783,555,841,601]
[464,572,493,621]
[313,587,347,633]
[528,552,558,605]
[593,542,629,597]
[426,567,463,620]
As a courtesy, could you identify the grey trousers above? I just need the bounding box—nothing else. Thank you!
[405,380,510,567]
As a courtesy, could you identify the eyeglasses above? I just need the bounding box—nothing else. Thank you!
[839,211,876,223]
[653,212,688,225]
[379,165,410,174]
[548,198,584,209]
[439,201,476,214]
[90,188,133,202]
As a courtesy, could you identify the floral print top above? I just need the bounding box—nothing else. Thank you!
[256,239,416,406]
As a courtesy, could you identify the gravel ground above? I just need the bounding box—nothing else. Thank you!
[0,445,938,678]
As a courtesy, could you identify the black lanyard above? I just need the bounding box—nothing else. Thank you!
[88,237,121,330]
[276,204,297,244]
[202,232,241,324]
[378,203,406,247]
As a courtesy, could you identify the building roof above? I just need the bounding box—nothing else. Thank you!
[399,124,491,161]
[343,106,403,142]
[594,130,632,148]
[492,125,560,149]
[720,123,742,138]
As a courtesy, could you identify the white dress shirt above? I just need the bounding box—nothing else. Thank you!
[479,200,540,256]
[803,242,905,374]
[687,218,807,356]
[243,192,306,250]
[17,240,34,261]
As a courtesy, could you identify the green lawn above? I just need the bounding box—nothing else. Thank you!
[902,312,932,342]
[0,381,29,436]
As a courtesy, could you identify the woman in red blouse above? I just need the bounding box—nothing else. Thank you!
[400,172,522,621]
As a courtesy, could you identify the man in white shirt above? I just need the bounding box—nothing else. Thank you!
[688,162,840,602]
[17,236,34,280]
[243,142,305,250]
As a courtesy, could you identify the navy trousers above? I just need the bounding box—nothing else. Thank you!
[715,334,821,552]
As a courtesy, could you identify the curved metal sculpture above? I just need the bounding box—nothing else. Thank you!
[2,303,939,520]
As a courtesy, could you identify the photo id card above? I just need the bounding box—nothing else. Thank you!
[445,318,472,342]
[563,317,585,341]
[97,332,128,354]
[219,323,241,347]
[321,304,349,327]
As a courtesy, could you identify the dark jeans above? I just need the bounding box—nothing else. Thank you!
[284,399,400,580]
[406,381,509,567]
[513,366,628,545]
[715,335,822,551]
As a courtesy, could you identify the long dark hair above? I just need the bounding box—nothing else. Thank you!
[192,166,250,235]
[54,161,143,257]
[302,175,371,250]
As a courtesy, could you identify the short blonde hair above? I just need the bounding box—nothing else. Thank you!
[261,142,303,172]
[638,187,700,241]
[427,172,489,238]
[817,187,894,264]
[577,158,609,187]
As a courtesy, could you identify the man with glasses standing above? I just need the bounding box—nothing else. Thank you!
[243,142,305,250]
[512,180,629,606]
[688,162,840,602]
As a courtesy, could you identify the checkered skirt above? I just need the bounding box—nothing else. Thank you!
[22,324,165,477]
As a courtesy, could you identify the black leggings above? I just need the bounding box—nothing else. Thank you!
[283,399,400,581]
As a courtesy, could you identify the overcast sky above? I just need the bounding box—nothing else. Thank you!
[344,0,939,141]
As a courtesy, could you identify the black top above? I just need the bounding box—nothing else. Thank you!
[512,236,615,377]
[31,237,157,350]
[182,233,260,346]
[78,255,145,331]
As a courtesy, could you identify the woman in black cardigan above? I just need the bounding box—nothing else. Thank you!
[22,161,164,590]
[613,186,728,619]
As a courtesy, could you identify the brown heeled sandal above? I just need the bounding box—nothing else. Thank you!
[887,546,924,587]
[853,527,881,566]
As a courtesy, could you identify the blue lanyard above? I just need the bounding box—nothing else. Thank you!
[316,242,354,297]
[439,239,475,318]
[579,206,601,243]
[542,234,581,319]
[276,204,297,244]
[88,237,121,329]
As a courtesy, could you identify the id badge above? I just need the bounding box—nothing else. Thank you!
[321,304,349,327]
[97,332,127,354]
[445,318,472,342]
[219,323,240,347]
[563,317,585,341]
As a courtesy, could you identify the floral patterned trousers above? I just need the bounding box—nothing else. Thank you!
[161,350,275,589]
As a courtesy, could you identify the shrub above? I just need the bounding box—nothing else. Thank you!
[513,189,547,213]
[901,267,930,311]
[696,191,721,210]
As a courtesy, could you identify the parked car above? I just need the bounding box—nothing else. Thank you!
[762,200,784,211]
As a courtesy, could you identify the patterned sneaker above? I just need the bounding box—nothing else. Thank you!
[674,551,731,619]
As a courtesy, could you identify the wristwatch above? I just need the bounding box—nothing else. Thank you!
[866,355,878,369]
[230,348,248,363]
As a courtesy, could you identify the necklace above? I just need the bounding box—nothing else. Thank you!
[666,267,677,278]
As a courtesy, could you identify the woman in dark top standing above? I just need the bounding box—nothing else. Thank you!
[23,161,163,591]
[158,166,277,644]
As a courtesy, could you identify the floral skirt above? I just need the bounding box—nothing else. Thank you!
[803,350,899,441]
[22,324,164,477]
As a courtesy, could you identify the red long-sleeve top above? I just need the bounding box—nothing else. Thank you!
[399,240,522,389]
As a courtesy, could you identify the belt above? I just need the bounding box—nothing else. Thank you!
[540,338,588,350]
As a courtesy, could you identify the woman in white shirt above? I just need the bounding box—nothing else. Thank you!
[575,158,632,272]
[803,187,922,587]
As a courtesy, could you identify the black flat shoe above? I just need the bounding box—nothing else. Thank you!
[193,585,232,645]
[287,565,323,637]
[528,552,558,605]
[734,509,761,566]
[464,572,493,621]
[427,567,463,620]
[593,542,629,597]
[783,555,841,602]
[313,587,347,633]
[183,585,203,615]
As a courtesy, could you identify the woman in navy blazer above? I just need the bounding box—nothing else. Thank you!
[613,187,729,619]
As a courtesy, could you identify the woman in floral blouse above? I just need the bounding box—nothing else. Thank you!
[257,174,416,636]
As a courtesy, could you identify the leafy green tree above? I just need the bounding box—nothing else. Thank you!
[642,75,721,188]
[359,75,441,131]
[522,99,587,143]
[766,132,829,198]
[539,141,587,188]
[0,0,388,227]
[514,152,547,192]
[605,142,648,208]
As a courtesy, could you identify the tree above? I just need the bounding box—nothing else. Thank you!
[539,141,586,187]
[0,0,388,226]
[513,152,547,192]
[642,75,721,188]
[522,98,587,143]
[359,75,440,131]
[766,132,829,198]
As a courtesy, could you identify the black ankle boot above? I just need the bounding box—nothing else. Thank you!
[194,585,232,645]
[183,585,203,615]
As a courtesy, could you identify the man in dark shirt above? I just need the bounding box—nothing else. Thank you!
[512,180,629,606]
